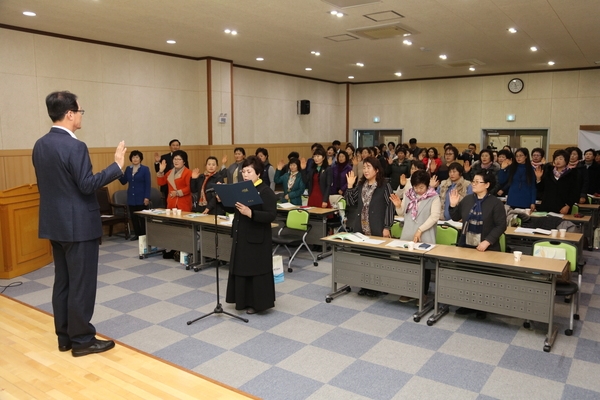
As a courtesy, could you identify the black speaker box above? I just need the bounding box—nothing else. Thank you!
[297,99,310,115]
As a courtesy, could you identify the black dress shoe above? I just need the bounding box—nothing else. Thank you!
[58,343,72,352]
[129,235,138,241]
[72,339,115,357]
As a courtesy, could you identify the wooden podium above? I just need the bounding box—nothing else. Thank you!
[0,184,52,279]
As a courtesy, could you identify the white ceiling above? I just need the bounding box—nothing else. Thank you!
[1,0,599,83]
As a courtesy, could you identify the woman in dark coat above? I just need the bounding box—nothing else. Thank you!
[118,150,151,240]
[301,147,332,208]
[224,156,278,314]
[190,156,224,215]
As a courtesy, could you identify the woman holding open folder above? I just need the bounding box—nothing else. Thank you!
[223,156,278,315]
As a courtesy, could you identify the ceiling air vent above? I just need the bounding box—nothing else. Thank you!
[348,23,413,40]
[364,10,404,22]
[440,59,486,68]
[325,34,359,42]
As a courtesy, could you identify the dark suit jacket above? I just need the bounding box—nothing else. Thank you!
[33,127,123,242]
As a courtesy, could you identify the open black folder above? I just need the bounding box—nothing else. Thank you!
[213,180,264,208]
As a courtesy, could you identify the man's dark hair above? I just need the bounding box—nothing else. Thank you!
[169,139,181,146]
[234,147,246,156]
[409,138,417,145]
[395,147,407,155]
[255,147,269,158]
[311,143,323,151]
[241,155,264,176]
[129,150,143,162]
[332,140,341,146]
[287,151,300,160]
[388,142,395,147]
[46,91,78,122]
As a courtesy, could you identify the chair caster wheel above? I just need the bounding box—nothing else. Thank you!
[543,345,551,352]
[523,322,531,329]
[313,262,318,266]
[414,316,421,323]
[139,256,144,259]
[193,267,200,272]
[565,329,573,336]
[574,314,580,320]
[326,298,332,303]
[427,320,434,326]
[287,268,293,273]
[185,266,190,270]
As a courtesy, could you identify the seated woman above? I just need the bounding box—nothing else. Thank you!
[535,149,579,214]
[190,156,224,215]
[274,158,305,205]
[223,156,278,315]
[390,170,440,304]
[438,162,472,221]
[449,170,507,317]
[345,157,394,297]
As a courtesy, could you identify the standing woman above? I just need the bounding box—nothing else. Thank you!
[119,150,151,241]
[426,147,442,176]
[463,149,501,194]
[501,148,537,212]
[190,156,224,215]
[330,150,353,204]
[156,150,192,211]
[345,143,355,161]
[301,147,332,208]
[255,147,276,191]
[274,158,305,205]
[224,156,278,314]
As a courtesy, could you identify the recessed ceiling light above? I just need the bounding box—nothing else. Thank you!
[330,10,337,15]
[311,51,320,56]
[329,10,344,17]
[439,54,447,60]
[530,46,538,51]
[305,67,312,71]
[508,28,517,33]
[403,33,411,37]
[394,72,402,77]
[231,30,237,35]
[403,40,412,45]
[548,61,555,65]
[348,76,354,79]
[356,62,364,67]
[224,29,237,35]
[166,40,176,44]
[23,11,36,17]
[469,67,475,71]
[224,29,231,33]
[256,57,264,61]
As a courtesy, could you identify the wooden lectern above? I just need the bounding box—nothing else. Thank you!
[0,184,52,279]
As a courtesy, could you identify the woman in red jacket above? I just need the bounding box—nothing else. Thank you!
[156,150,192,211]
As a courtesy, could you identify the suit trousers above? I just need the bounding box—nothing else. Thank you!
[128,204,147,237]
[51,239,99,348]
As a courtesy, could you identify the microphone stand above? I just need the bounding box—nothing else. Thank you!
[188,207,248,325]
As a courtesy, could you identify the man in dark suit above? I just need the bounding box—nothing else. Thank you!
[32,91,126,357]
[153,139,189,199]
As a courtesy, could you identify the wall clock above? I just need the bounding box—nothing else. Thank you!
[508,78,524,94]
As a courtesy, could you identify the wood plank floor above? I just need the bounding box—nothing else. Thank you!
[0,295,258,400]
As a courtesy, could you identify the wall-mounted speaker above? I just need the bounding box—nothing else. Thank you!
[297,99,310,115]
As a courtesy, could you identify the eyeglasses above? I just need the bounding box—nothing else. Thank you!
[71,109,85,115]
[472,180,486,185]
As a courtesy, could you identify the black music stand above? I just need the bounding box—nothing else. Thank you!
[187,195,248,325]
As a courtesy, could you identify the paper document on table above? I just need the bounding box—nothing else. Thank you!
[186,213,205,218]
[140,209,166,214]
[277,203,297,209]
[514,227,551,235]
[219,220,233,226]
[330,232,371,242]
[364,238,385,244]
[386,240,410,248]
[547,212,564,218]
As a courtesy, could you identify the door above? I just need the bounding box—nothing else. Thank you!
[520,135,543,150]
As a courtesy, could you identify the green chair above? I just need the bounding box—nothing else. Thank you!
[436,225,459,245]
[533,240,583,335]
[327,197,347,233]
[571,204,579,215]
[390,221,403,239]
[499,233,506,252]
[272,209,317,272]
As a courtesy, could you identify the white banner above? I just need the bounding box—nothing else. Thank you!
[578,130,600,151]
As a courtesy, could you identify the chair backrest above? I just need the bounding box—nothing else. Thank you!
[436,225,459,245]
[149,187,164,209]
[390,221,403,239]
[112,190,128,216]
[499,233,506,252]
[337,198,346,211]
[571,204,579,215]
[286,209,310,231]
[533,240,577,272]
[95,187,113,214]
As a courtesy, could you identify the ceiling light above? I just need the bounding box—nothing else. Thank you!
[439,54,447,60]
[508,28,517,33]
[403,33,411,37]
[548,61,555,66]
[330,11,338,15]
[329,10,344,17]
[305,68,312,71]
[530,46,538,51]
[311,51,320,56]
[224,29,237,35]
[23,11,36,17]
[403,40,412,45]
[337,13,344,18]
[348,76,354,79]
[231,30,237,35]
[224,29,231,33]
[256,57,264,61]
[394,72,402,77]
[356,62,364,67]
[166,40,176,44]
[469,67,475,71]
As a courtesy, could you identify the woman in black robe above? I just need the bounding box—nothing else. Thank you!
[224,156,278,314]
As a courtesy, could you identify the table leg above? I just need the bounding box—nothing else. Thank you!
[543,275,558,352]
[427,261,449,326]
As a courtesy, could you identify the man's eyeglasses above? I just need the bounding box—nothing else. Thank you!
[71,109,85,115]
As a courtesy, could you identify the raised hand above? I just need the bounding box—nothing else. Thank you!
[430,175,439,188]
[114,141,127,169]
[400,174,407,187]
[300,157,307,170]
[222,154,228,165]
[191,167,201,179]
[277,160,285,170]
[534,165,543,181]
[387,157,394,165]
[346,170,356,188]
[449,188,460,207]
[390,193,402,208]
[159,159,167,173]
[463,160,471,173]
[154,152,160,163]
[501,159,512,169]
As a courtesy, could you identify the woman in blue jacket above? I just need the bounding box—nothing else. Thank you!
[274,158,305,205]
[502,148,536,212]
[119,150,151,240]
